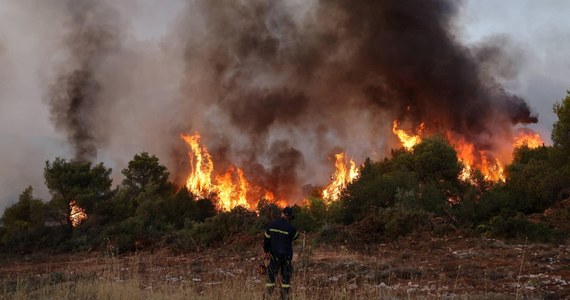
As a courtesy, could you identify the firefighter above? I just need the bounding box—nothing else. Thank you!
[263,206,298,299]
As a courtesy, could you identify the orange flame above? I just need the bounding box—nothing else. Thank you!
[479,151,505,182]
[450,136,506,183]
[182,133,274,211]
[69,200,87,227]
[513,129,544,149]
[322,153,359,203]
[453,129,544,183]
[454,140,476,183]
[214,166,249,211]
[392,121,424,151]
[182,133,214,198]
[262,191,287,208]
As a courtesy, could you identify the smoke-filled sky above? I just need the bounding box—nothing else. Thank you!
[0,0,569,213]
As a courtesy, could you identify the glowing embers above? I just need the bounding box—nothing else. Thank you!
[69,200,87,227]
[392,121,425,151]
[513,128,544,149]
[322,153,359,203]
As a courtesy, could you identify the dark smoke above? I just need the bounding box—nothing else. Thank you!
[318,0,539,133]
[47,0,121,162]
[178,0,537,200]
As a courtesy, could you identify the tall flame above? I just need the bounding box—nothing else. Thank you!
[479,151,505,182]
[454,140,476,183]
[214,166,249,211]
[513,129,544,149]
[392,121,424,151]
[69,199,87,227]
[182,133,271,211]
[322,153,359,203]
[449,136,505,183]
[182,133,214,198]
[262,191,288,208]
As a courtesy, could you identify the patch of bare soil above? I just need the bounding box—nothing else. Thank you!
[305,235,570,298]
[0,234,568,299]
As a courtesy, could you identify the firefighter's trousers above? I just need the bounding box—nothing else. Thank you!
[266,253,292,298]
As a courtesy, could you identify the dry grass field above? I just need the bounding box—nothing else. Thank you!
[1,234,569,299]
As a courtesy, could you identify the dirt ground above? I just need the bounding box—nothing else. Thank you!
[0,234,568,299]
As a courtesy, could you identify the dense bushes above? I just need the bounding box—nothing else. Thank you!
[176,206,258,250]
[477,213,566,243]
[2,106,570,253]
[348,208,432,243]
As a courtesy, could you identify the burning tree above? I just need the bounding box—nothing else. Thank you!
[181,133,282,211]
[322,153,359,204]
[44,158,112,230]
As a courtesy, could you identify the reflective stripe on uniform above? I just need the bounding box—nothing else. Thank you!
[269,228,289,235]
[266,283,276,287]
[293,231,298,240]
[264,232,270,238]
[281,284,291,288]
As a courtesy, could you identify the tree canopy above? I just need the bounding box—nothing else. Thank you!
[44,158,112,229]
[552,91,570,154]
[121,152,171,195]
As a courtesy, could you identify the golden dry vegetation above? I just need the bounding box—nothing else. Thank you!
[1,234,569,299]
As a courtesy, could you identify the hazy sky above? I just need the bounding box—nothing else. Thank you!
[0,0,568,213]
[459,0,570,138]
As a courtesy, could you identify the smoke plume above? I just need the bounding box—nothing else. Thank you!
[46,0,121,162]
[3,0,539,206]
[176,0,537,200]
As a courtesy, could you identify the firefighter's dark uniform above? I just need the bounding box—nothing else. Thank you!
[263,208,298,298]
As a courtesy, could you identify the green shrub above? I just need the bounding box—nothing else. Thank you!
[113,216,145,251]
[291,198,327,232]
[477,213,566,243]
[317,223,349,244]
[381,208,432,239]
[177,206,257,249]
[349,208,432,243]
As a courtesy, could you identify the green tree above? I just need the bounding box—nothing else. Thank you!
[44,158,112,230]
[410,136,461,184]
[0,187,46,251]
[507,146,566,213]
[195,198,217,222]
[552,91,570,155]
[550,92,570,200]
[121,152,171,196]
[164,187,198,228]
[340,159,410,223]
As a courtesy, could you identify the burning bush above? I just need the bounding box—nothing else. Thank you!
[339,137,461,224]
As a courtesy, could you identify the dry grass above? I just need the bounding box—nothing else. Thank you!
[1,268,395,300]
[0,253,526,300]
[2,235,564,299]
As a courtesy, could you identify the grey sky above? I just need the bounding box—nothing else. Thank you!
[0,0,568,213]
[460,0,570,139]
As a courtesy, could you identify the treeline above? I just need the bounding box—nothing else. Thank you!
[1,93,570,253]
